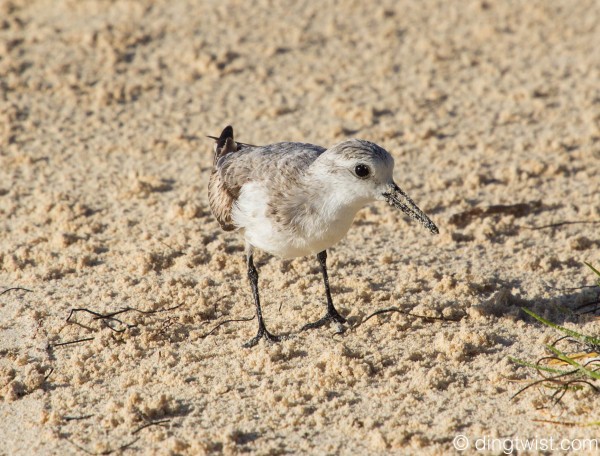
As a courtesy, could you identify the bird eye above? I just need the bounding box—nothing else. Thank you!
[354,164,370,178]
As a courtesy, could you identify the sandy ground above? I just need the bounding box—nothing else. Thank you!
[1,0,600,454]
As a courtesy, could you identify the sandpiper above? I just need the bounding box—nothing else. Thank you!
[208,126,438,347]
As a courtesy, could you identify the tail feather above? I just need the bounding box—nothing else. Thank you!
[216,125,233,149]
[208,126,257,166]
[212,125,237,166]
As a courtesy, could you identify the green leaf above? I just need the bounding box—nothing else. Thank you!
[585,262,600,285]
[545,345,600,381]
[521,307,600,347]
[508,356,573,375]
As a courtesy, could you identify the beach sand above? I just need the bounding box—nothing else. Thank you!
[1,0,599,454]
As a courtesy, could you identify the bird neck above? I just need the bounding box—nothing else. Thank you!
[303,174,368,223]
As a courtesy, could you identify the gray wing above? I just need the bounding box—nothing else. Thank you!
[208,142,325,231]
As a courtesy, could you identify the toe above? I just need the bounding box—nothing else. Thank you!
[243,337,260,348]
[243,330,284,347]
[302,311,347,331]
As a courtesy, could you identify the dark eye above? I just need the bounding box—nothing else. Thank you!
[354,164,370,178]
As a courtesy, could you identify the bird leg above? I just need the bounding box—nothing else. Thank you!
[302,250,347,331]
[243,253,282,348]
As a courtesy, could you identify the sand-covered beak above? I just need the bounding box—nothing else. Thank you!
[382,183,439,234]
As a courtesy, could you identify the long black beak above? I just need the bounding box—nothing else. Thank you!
[382,183,439,234]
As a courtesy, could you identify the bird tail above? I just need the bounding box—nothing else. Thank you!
[210,125,237,167]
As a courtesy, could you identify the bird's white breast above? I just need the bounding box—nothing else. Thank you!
[232,181,361,259]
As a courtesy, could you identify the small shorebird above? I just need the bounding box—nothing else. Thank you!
[208,126,438,347]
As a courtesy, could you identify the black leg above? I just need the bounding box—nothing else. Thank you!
[243,253,282,348]
[302,250,347,331]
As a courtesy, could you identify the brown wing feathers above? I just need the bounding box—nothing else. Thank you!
[208,126,241,231]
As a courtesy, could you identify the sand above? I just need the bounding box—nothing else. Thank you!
[1,0,599,454]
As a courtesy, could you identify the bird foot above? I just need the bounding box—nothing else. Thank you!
[302,309,347,332]
[243,327,285,348]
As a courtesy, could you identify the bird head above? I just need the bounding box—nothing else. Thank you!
[317,139,439,234]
